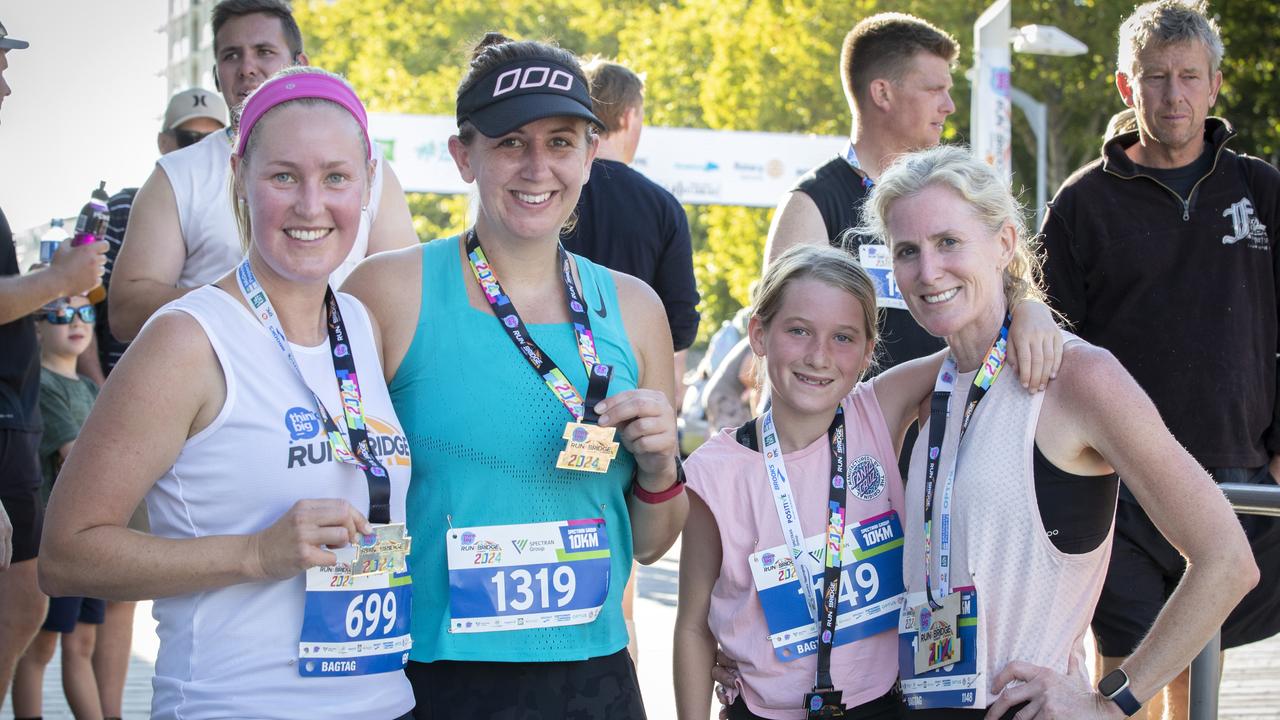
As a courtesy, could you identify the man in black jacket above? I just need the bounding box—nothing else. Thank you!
[1041,2,1280,717]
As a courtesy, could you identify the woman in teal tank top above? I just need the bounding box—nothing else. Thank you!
[343,34,687,719]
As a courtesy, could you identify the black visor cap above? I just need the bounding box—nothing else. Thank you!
[457,59,603,137]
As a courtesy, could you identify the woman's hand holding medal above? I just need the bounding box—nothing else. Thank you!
[594,389,679,490]
[247,498,375,580]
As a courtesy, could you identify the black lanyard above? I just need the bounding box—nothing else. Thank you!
[464,229,612,422]
[921,314,1011,609]
[815,406,848,692]
[323,289,392,524]
[235,258,390,524]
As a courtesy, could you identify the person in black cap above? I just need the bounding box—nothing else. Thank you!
[342,32,686,718]
[0,17,110,711]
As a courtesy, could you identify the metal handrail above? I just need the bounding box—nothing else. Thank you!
[1189,482,1280,720]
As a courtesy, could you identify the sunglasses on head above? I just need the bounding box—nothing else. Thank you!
[172,128,213,148]
[40,304,96,325]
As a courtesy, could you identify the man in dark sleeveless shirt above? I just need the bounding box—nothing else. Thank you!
[763,13,957,374]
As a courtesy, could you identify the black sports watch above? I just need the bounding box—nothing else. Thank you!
[1098,668,1142,716]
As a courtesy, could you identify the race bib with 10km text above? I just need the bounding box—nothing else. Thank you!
[749,510,906,662]
[447,518,611,633]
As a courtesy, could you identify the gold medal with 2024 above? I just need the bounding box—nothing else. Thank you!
[557,422,620,473]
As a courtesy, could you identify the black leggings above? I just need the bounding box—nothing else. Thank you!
[406,649,646,719]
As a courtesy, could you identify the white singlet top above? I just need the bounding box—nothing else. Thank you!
[156,129,384,289]
[903,332,1113,709]
[143,286,413,720]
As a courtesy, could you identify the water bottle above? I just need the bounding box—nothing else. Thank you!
[38,218,69,264]
[71,181,111,303]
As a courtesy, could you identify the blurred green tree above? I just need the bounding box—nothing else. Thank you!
[296,0,1278,345]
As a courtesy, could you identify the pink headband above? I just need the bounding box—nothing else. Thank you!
[235,72,371,159]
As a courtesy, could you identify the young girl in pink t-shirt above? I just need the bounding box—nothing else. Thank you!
[674,244,1058,720]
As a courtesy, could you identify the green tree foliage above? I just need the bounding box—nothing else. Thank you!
[297,0,1278,346]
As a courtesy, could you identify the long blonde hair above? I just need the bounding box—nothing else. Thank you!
[856,144,1046,310]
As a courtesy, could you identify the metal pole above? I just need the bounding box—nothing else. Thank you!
[1009,88,1047,228]
[1188,630,1220,720]
[1186,484,1280,718]
[1220,482,1280,516]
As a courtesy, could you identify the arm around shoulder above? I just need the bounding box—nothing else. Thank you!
[107,165,190,341]
[340,244,423,382]
[764,191,828,268]
[871,349,946,454]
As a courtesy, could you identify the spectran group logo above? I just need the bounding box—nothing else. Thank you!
[285,407,321,441]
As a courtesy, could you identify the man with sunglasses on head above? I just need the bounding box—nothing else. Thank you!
[0,17,110,712]
[108,0,417,342]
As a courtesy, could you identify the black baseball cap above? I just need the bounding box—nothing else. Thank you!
[457,58,602,137]
[0,20,29,50]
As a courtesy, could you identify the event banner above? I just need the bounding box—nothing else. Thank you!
[368,113,844,207]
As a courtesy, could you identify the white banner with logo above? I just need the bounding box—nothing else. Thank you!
[368,113,844,208]
[972,0,1014,184]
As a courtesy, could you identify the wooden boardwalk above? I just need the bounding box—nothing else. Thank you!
[6,587,1279,719]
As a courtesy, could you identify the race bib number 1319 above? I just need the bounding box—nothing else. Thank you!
[447,518,611,633]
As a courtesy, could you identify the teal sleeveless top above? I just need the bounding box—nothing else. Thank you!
[391,236,639,663]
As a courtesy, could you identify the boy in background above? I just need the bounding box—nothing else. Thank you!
[11,292,105,720]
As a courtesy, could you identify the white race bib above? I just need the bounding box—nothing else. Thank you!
[446,518,611,633]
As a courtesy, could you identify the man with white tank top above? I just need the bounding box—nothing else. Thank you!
[108,0,417,342]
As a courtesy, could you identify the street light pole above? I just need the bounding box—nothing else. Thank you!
[971,0,1087,219]
[1009,87,1047,228]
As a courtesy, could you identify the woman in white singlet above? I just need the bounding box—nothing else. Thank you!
[864,145,1257,719]
[39,69,416,720]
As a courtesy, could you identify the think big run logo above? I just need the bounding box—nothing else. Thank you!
[283,407,410,469]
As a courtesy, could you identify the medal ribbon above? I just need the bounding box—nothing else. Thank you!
[921,314,1011,609]
[760,407,848,692]
[464,229,612,422]
[235,260,391,524]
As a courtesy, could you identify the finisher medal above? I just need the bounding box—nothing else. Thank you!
[465,229,616,473]
[557,422,621,473]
